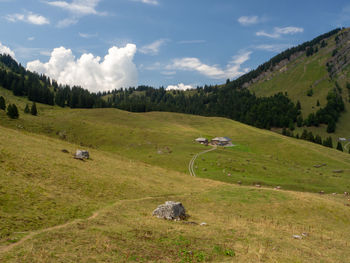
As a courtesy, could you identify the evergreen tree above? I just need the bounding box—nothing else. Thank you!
[307,88,313,96]
[24,104,30,113]
[0,96,5,110]
[317,100,320,106]
[307,131,315,142]
[6,104,19,119]
[315,135,322,145]
[327,120,336,133]
[288,120,295,131]
[336,142,343,152]
[296,116,303,127]
[300,129,308,140]
[282,127,287,135]
[31,102,37,116]
[322,137,333,148]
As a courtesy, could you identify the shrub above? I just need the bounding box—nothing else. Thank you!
[6,104,19,119]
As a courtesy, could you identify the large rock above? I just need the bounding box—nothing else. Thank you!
[75,150,90,159]
[152,201,187,220]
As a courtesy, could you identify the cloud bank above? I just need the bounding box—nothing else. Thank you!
[27,44,138,93]
[166,83,194,91]
[167,51,251,80]
[0,42,15,58]
[256,26,304,38]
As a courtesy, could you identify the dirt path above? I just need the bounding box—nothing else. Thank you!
[0,196,158,254]
[188,146,217,176]
[344,142,350,152]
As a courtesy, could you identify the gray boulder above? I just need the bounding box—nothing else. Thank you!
[75,150,90,159]
[152,201,187,220]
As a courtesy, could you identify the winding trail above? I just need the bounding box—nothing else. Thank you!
[0,196,161,254]
[188,146,217,177]
[2,145,217,254]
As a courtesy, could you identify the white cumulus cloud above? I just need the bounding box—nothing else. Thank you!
[27,44,138,93]
[166,83,194,91]
[140,39,167,55]
[0,42,15,58]
[256,26,304,38]
[167,51,251,80]
[238,16,259,26]
[6,12,49,25]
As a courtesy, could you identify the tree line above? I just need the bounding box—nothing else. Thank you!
[108,85,300,130]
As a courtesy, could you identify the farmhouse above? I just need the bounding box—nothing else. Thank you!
[195,137,208,145]
[211,137,232,146]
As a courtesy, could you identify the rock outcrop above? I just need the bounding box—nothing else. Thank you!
[152,201,187,220]
[75,150,90,159]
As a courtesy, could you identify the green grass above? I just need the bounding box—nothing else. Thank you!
[249,42,334,116]
[1,177,350,262]
[1,88,350,261]
[1,87,350,194]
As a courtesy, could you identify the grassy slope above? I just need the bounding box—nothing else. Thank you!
[1,89,350,261]
[249,30,350,142]
[1,87,350,193]
[0,127,350,262]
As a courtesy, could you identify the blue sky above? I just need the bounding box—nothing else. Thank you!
[0,0,350,92]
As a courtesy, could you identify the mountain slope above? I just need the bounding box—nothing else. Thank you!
[245,28,350,140]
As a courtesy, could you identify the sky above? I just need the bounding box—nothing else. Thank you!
[0,0,350,92]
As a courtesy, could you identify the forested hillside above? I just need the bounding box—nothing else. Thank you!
[245,27,350,141]
[0,54,107,108]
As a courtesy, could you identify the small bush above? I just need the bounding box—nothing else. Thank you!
[307,88,314,97]
[0,96,5,110]
[6,104,19,119]
[225,249,235,257]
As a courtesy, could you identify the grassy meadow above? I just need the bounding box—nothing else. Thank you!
[1,87,350,193]
[1,88,350,262]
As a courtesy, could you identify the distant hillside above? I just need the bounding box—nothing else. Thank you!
[241,27,350,141]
